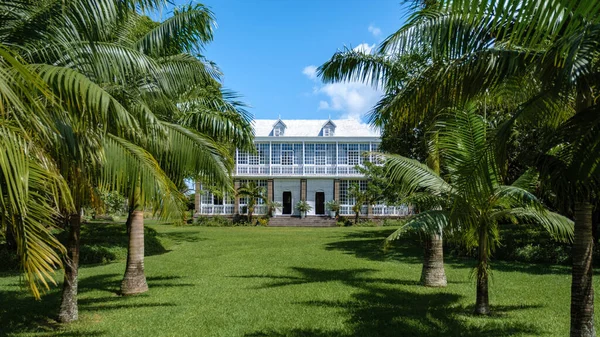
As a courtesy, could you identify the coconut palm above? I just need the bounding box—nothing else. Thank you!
[384,108,573,315]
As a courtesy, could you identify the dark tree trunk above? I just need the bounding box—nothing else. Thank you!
[420,232,447,287]
[58,212,81,323]
[475,228,490,315]
[571,202,595,337]
[121,209,148,295]
[354,211,359,225]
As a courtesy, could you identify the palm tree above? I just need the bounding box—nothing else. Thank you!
[373,1,599,333]
[384,109,573,315]
[100,5,253,296]
[237,181,266,223]
[318,46,450,287]
[0,0,252,321]
[0,1,162,310]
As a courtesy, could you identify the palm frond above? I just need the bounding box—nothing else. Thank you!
[135,3,215,56]
[383,153,453,195]
[385,210,449,242]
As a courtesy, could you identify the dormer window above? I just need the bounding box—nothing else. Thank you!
[321,120,336,137]
[272,119,287,137]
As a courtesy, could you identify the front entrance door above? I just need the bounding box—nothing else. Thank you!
[315,192,325,215]
[282,191,292,215]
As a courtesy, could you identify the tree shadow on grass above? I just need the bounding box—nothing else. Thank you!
[326,228,572,276]
[0,273,187,336]
[324,228,424,264]
[65,222,171,265]
[233,267,419,289]
[158,231,208,244]
[242,267,542,337]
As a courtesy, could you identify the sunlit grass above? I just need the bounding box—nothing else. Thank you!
[0,224,596,336]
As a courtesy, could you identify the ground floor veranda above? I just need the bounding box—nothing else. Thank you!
[195,178,413,217]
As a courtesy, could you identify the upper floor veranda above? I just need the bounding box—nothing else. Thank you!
[234,119,382,178]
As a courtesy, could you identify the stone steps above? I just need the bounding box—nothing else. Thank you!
[268,216,336,227]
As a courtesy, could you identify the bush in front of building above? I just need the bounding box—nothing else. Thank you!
[193,216,234,227]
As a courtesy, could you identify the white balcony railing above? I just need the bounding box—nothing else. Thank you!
[235,164,363,177]
[198,204,412,217]
[240,204,267,215]
[339,205,413,217]
[200,205,235,215]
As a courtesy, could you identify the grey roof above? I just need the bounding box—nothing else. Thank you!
[254,119,380,138]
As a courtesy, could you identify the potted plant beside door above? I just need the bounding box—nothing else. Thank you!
[295,201,312,219]
[326,200,340,219]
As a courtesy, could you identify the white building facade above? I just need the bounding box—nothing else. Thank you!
[195,119,411,217]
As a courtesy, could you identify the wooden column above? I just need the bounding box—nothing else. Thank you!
[233,179,240,215]
[267,179,274,202]
[333,179,340,202]
[195,181,201,216]
[300,179,307,201]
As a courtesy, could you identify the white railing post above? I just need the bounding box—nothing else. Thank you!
[302,141,305,176]
[336,141,339,176]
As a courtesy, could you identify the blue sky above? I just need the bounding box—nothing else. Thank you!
[154,1,411,121]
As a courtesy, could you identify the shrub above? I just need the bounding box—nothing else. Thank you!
[193,216,233,227]
[354,220,378,227]
[257,218,269,227]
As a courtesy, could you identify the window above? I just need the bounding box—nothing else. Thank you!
[282,150,294,165]
[315,150,326,165]
[249,152,259,165]
[238,180,268,205]
[348,150,360,165]
[213,195,223,205]
[339,180,368,205]
[274,127,283,137]
[323,127,333,137]
[237,150,248,165]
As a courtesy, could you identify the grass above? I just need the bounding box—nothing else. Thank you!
[0,223,597,336]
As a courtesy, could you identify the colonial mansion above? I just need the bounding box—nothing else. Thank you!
[195,119,411,217]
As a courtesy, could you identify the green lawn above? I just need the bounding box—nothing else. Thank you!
[0,224,597,336]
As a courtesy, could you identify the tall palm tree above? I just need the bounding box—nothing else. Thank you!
[98,5,254,296]
[0,0,252,321]
[374,1,600,334]
[318,47,450,286]
[384,109,573,315]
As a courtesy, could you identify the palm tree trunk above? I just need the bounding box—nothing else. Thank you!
[121,181,148,296]
[475,228,490,315]
[58,212,81,323]
[571,201,595,337]
[420,232,447,287]
[121,209,148,295]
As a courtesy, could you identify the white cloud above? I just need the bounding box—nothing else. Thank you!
[318,101,330,110]
[318,82,382,120]
[303,42,382,119]
[353,43,375,54]
[302,65,318,80]
[368,24,381,37]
